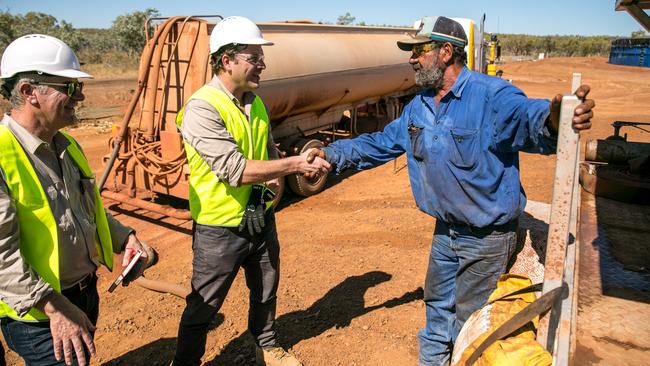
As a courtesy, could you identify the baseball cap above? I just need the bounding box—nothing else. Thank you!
[397,16,468,51]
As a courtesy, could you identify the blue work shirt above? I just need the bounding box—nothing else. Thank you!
[323,66,556,228]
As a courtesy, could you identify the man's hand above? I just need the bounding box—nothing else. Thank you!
[548,84,595,133]
[306,148,326,164]
[300,148,330,179]
[121,234,149,285]
[303,148,332,179]
[36,293,96,366]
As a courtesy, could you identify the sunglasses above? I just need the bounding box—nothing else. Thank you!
[31,80,84,97]
[235,53,265,66]
[411,42,442,58]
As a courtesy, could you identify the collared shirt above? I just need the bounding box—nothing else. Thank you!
[0,114,133,316]
[178,76,278,188]
[324,66,556,228]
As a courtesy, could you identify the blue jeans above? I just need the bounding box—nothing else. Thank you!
[1,275,99,366]
[417,220,517,366]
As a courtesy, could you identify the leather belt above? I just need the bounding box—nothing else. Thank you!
[62,273,96,294]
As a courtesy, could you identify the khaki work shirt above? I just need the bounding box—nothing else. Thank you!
[0,114,133,316]
[178,76,278,188]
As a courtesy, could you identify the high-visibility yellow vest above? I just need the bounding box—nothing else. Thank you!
[176,86,270,226]
[0,126,113,321]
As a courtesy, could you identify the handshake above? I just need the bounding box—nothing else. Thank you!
[239,148,330,236]
[298,148,330,179]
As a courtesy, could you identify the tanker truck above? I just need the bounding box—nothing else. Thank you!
[100,15,487,218]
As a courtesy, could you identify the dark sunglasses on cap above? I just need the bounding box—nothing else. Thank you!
[30,80,84,97]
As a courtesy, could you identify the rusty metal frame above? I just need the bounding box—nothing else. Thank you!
[537,74,583,365]
[556,74,583,365]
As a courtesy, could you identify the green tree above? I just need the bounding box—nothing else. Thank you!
[542,35,556,56]
[336,12,356,25]
[0,11,87,54]
[0,11,16,49]
[110,8,160,56]
[631,29,648,38]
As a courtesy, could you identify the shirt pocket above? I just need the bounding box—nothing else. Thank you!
[79,177,97,223]
[408,119,427,162]
[449,127,479,169]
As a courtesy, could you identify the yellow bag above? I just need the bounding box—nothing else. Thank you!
[451,274,552,366]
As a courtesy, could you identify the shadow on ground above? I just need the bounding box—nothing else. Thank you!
[205,270,422,365]
[103,271,422,365]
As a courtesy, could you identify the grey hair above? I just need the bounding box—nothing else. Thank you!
[451,45,467,65]
[3,73,50,108]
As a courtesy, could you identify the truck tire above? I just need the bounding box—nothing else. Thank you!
[287,139,329,196]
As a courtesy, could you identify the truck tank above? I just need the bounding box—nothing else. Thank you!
[100,16,419,217]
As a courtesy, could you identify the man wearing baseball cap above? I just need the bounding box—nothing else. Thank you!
[308,16,595,365]
[0,34,151,366]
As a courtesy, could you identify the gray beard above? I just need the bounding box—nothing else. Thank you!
[415,65,444,90]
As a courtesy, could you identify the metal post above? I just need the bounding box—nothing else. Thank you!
[552,73,582,365]
[538,92,581,353]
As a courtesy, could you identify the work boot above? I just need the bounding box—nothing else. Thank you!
[255,346,303,366]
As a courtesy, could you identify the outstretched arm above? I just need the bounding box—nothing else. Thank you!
[240,149,330,185]
[306,116,408,174]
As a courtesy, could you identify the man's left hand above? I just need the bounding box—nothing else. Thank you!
[548,84,595,133]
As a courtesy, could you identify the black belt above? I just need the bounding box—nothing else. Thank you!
[436,219,519,238]
[61,273,96,295]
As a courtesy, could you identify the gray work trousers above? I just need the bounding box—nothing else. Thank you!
[173,212,280,366]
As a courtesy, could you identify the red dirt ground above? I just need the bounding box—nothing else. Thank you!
[2,57,649,365]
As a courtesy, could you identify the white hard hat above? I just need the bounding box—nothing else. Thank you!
[0,34,93,79]
[209,16,273,54]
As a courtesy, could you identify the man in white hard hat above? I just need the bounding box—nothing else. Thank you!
[172,16,327,366]
[0,34,151,366]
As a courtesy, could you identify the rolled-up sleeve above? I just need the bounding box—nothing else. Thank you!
[0,170,53,316]
[179,99,247,187]
[106,212,134,254]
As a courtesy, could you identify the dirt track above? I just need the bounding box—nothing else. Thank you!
[3,57,650,365]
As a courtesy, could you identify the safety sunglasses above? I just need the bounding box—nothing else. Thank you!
[411,42,442,58]
[235,53,265,66]
[30,80,84,97]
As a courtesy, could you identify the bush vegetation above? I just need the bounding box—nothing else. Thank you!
[0,8,159,73]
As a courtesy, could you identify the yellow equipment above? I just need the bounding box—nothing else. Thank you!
[486,34,501,76]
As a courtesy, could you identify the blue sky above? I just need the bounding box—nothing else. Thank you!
[2,0,646,36]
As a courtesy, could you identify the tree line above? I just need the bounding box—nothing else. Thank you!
[0,9,160,67]
[1,9,646,67]
[497,34,615,57]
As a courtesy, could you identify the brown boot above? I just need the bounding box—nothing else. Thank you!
[255,346,303,366]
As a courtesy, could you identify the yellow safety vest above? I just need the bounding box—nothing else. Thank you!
[0,126,113,321]
[176,86,270,226]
